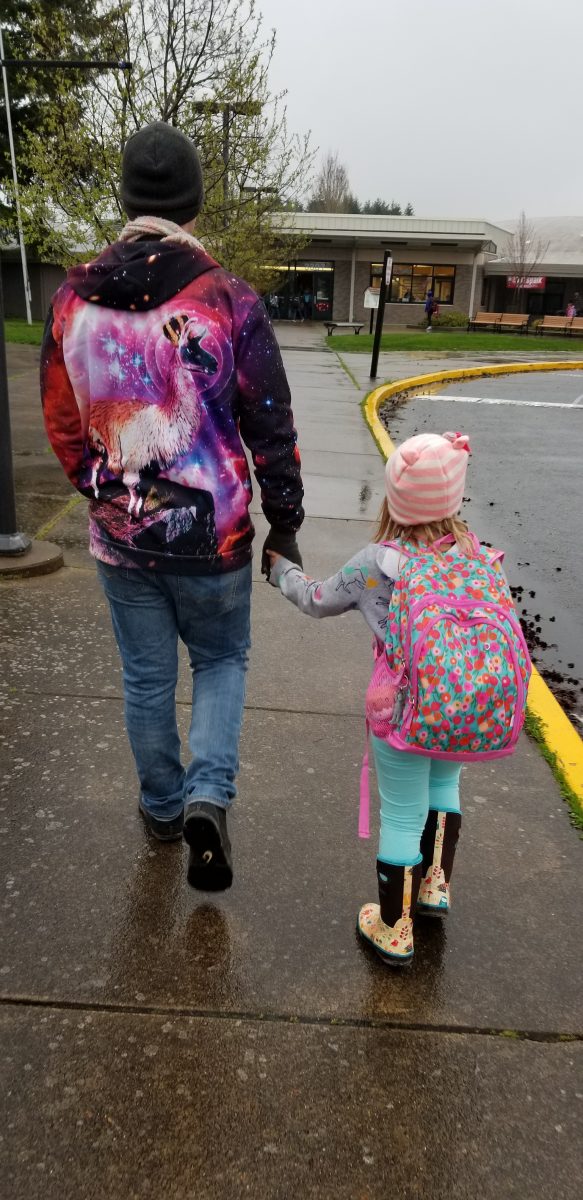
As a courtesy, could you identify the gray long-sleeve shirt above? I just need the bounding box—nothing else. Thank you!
[268,542,405,640]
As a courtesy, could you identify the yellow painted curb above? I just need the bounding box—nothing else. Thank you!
[34,494,82,541]
[365,359,583,464]
[363,360,583,814]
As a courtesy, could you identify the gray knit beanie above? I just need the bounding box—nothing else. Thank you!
[121,122,204,224]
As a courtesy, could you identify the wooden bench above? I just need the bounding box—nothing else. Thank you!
[536,315,571,335]
[325,321,364,336]
[498,313,529,333]
[568,316,583,336]
[467,312,502,331]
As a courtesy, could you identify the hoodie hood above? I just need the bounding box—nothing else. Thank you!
[68,239,219,312]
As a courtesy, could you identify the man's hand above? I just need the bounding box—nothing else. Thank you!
[261,528,303,578]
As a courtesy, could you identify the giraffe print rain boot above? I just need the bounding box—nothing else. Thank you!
[417,810,461,916]
[358,860,423,966]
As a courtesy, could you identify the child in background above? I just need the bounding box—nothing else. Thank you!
[267,432,529,966]
[424,289,437,330]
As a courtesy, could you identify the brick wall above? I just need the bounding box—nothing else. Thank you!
[332,261,351,321]
[298,246,484,325]
[330,259,479,324]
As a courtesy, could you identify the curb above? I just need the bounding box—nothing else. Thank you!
[362,361,583,819]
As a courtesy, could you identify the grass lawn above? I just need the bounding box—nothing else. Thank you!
[329,330,583,355]
[4,319,45,346]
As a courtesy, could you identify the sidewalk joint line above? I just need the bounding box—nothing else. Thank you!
[11,686,362,720]
[1,995,580,1043]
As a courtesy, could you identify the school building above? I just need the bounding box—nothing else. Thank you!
[2,215,583,325]
[268,213,583,326]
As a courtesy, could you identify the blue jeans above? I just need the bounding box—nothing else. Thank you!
[97,561,252,822]
[372,736,462,866]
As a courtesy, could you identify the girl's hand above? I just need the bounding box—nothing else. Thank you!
[266,550,282,567]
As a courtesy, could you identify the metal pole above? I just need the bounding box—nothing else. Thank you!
[0,265,30,553]
[468,249,480,321]
[222,106,230,231]
[0,58,132,68]
[348,243,356,323]
[0,26,33,325]
[369,249,392,379]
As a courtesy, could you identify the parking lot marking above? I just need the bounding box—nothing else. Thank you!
[571,392,583,406]
[414,394,581,409]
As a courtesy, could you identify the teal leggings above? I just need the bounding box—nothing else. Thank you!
[371,736,462,866]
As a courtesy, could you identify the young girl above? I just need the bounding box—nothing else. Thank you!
[267,431,476,966]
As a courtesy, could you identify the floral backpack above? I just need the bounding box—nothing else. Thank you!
[366,532,531,756]
[360,534,531,836]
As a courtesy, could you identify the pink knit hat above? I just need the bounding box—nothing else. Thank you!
[385,431,471,525]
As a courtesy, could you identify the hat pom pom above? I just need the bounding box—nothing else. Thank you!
[443,430,471,452]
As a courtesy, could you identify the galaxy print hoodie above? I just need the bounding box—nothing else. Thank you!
[41,239,304,573]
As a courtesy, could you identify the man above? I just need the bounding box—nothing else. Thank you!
[41,122,304,891]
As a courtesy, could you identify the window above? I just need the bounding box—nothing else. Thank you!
[432,266,455,304]
[371,262,456,304]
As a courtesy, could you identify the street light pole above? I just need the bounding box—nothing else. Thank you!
[0,266,29,552]
[369,249,392,380]
[222,107,230,227]
[0,26,32,324]
[192,99,262,232]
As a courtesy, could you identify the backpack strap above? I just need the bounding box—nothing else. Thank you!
[431,533,456,550]
[384,539,414,558]
[359,723,371,839]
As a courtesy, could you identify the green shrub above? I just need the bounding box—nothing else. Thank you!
[431,309,469,328]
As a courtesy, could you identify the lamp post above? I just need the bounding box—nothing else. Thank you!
[369,249,392,380]
[192,100,262,229]
[0,27,33,323]
[0,46,131,568]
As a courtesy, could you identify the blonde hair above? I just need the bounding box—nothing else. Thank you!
[374,497,475,557]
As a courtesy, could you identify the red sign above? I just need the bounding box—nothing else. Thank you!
[506,275,546,290]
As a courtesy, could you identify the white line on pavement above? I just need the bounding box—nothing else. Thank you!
[571,393,583,406]
[413,394,582,409]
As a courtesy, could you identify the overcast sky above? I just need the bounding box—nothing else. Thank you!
[262,0,582,220]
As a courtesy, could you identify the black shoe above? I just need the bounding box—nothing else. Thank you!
[138,800,184,842]
[183,800,233,891]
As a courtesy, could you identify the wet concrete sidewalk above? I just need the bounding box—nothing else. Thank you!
[1,340,583,1199]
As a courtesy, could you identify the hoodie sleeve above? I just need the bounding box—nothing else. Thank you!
[40,303,85,490]
[233,300,304,535]
[268,544,396,640]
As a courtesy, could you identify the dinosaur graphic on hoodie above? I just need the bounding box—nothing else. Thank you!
[41,238,304,574]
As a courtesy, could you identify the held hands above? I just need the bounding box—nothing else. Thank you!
[261,529,303,579]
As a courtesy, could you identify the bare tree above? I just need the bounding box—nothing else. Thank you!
[504,212,549,312]
[307,152,354,212]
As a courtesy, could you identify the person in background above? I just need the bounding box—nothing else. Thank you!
[425,289,437,331]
